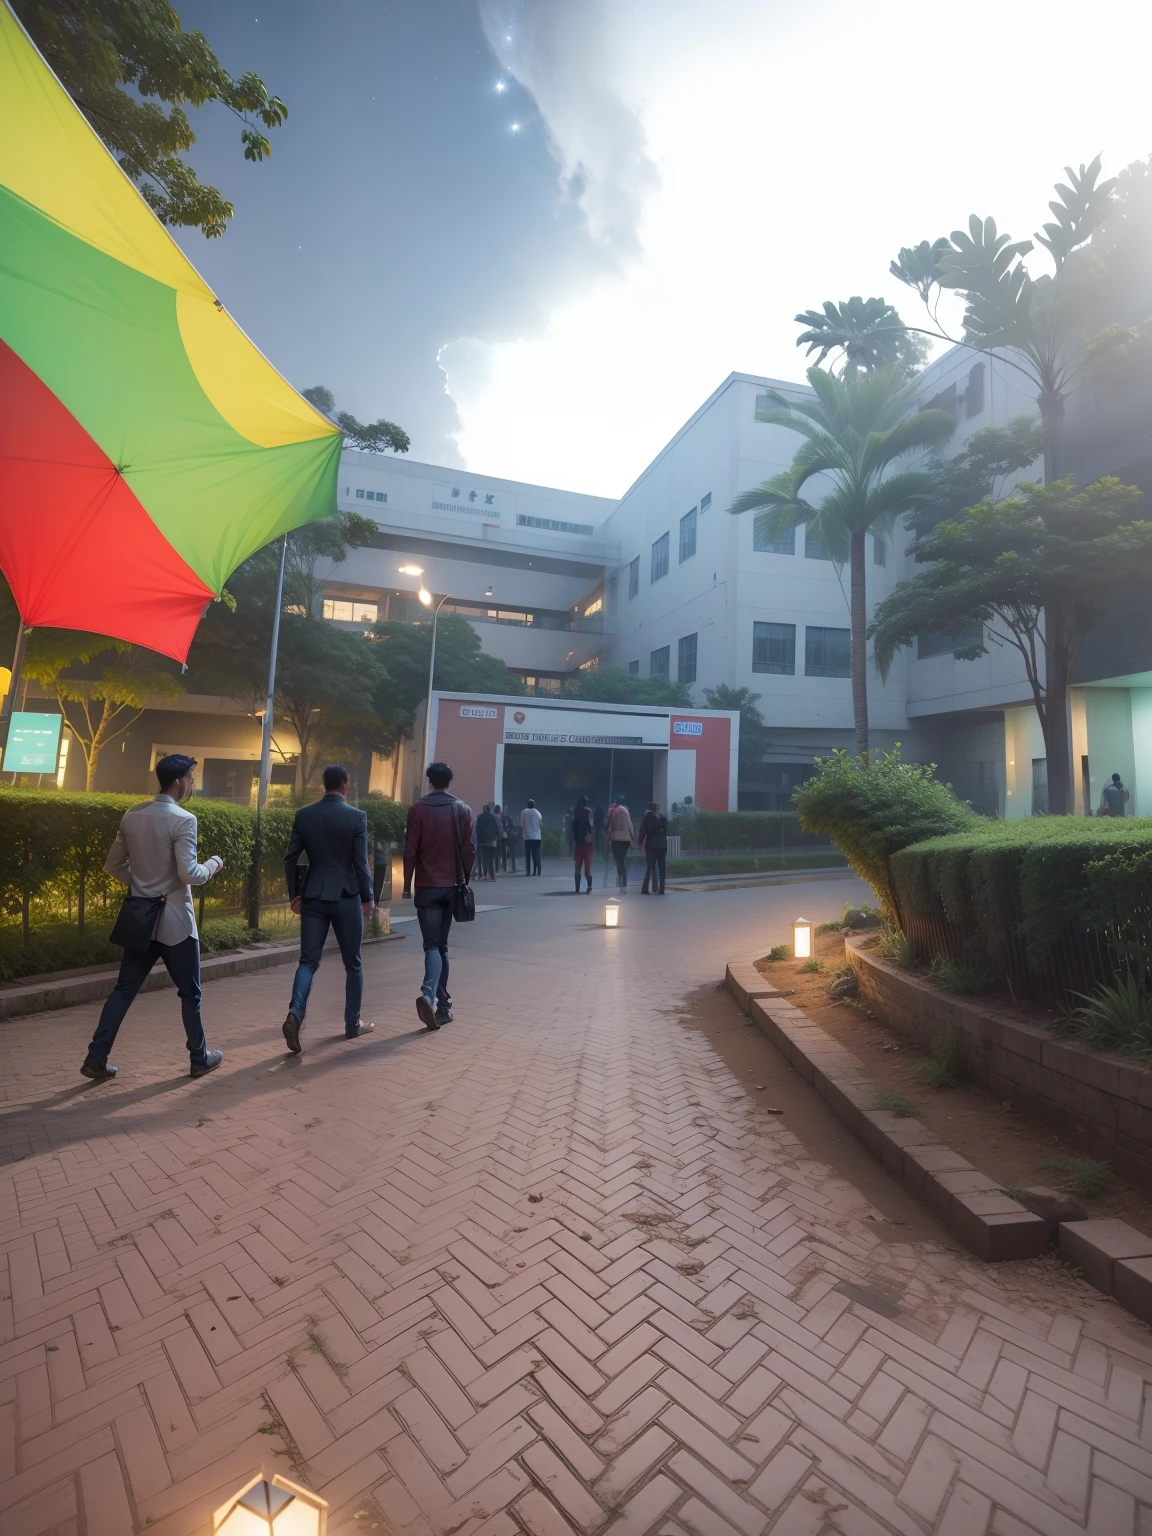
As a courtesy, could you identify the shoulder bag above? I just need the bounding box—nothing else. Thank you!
[109,893,165,951]
[451,802,476,923]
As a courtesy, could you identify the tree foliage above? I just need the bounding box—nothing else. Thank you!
[371,614,525,740]
[794,296,929,376]
[870,477,1152,814]
[889,157,1147,480]
[22,632,183,791]
[730,366,955,756]
[905,417,1046,536]
[15,0,287,238]
[302,385,410,456]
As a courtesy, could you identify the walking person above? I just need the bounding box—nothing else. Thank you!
[81,754,225,1081]
[521,799,543,875]
[494,804,510,871]
[476,804,500,881]
[402,762,475,1030]
[282,763,375,1054]
[606,798,634,888]
[501,806,521,872]
[1100,773,1131,817]
[572,795,595,892]
[638,801,668,894]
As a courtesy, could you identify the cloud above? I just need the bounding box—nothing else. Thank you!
[456,0,1151,498]
[476,0,658,256]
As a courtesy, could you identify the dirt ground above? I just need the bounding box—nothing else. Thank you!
[754,928,1152,1232]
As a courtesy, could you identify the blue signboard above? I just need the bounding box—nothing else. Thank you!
[3,712,63,773]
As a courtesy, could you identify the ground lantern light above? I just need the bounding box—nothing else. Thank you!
[212,1474,327,1535]
[792,916,812,959]
[604,899,621,928]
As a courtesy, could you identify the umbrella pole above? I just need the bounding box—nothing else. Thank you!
[248,537,288,929]
[0,621,30,767]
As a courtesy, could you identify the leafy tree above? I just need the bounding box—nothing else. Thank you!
[282,511,380,618]
[272,617,392,791]
[15,0,286,238]
[906,417,1046,536]
[730,366,955,757]
[560,666,691,708]
[302,386,410,456]
[22,632,183,790]
[702,684,768,772]
[795,296,930,376]
[870,477,1152,815]
[372,614,525,733]
[889,157,1146,481]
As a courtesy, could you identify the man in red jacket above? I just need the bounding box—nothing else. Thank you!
[402,762,476,1030]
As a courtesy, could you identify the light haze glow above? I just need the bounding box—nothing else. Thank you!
[441,0,1151,497]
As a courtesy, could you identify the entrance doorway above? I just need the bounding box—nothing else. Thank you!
[501,745,655,830]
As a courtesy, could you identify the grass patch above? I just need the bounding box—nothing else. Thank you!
[927,955,998,995]
[1065,973,1152,1060]
[908,1024,971,1089]
[798,958,825,974]
[1038,1155,1113,1201]
[762,944,789,962]
[876,923,914,969]
[875,1090,919,1118]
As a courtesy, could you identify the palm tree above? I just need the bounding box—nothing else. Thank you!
[794,296,929,376]
[729,365,955,758]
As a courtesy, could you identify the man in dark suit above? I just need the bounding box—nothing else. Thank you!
[282,763,374,1053]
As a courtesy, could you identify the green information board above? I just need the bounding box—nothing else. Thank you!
[3,712,63,773]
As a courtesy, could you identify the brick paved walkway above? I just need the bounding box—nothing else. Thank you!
[2,875,1152,1536]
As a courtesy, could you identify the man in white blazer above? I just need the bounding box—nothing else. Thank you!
[81,754,225,1082]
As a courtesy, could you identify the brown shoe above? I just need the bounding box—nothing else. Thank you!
[282,1012,302,1054]
[80,1058,117,1082]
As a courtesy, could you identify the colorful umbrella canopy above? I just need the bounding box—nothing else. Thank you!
[0,3,342,663]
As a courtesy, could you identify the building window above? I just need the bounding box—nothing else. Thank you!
[917,623,983,659]
[700,492,712,513]
[651,531,670,583]
[355,488,365,498]
[753,523,795,555]
[322,599,378,624]
[873,536,886,567]
[627,659,639,675]
[516,514,593,535]
[804,528,833,561]
[678,633,697,684]
[805,626,851,677]
[650,645,670,678]
[679,507,697,563]
[752,621,795,674]
[966,362,985,418]
[627,556,640,599]
[922,382,958,416]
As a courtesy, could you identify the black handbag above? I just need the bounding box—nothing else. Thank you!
[109,893,165,951]
[451,802,476,923]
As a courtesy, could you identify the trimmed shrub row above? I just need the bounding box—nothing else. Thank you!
[670,810,830,853]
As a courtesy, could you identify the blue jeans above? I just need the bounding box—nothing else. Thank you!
[87,937,208,1068]
[289,895,364,1034]
[414,887,453,1009]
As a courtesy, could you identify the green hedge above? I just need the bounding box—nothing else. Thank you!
[671,811,820,851]
[890,817,1152,966]
[0,787,408,950]
[666,852,848,877]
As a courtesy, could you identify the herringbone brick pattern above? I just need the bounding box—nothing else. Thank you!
[2,893,1152,1535]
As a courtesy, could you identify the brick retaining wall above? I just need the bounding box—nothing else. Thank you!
[846,936,1152,1192]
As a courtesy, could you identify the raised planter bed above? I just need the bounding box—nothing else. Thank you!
[846,936,1152,1192]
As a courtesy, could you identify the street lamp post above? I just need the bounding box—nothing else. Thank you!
[247,533,288,929]
[421,588,450,771]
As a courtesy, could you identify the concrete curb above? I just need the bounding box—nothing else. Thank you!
[724,953,1048,1264]
[0,933,405,1021]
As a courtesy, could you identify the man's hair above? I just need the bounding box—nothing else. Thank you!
[1113,773,1123,783]
[156,753,196,790]
[322,763,350,792]
[426,761,453,789]
[526,798,535,808]
[648,801,658,811]
[494,804,501,813]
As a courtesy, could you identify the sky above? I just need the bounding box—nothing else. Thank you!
[176,0,1151,499]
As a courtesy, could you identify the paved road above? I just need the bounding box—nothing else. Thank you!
[2,869,1151,1535]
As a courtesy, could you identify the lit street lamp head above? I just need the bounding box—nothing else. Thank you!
[419,588,432,607]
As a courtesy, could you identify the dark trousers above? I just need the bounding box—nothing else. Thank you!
[642,847,667,893]
[611,839,630,886]
[289,895,363,1033]
[479,844,497,878]
[574,843,593,888]
[415,886,453,1007]
[506,841,519,871]
[525,839,542,874]
[88,936,207,1068]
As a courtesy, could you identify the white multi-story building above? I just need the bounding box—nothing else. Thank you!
[70,340,1152,816]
